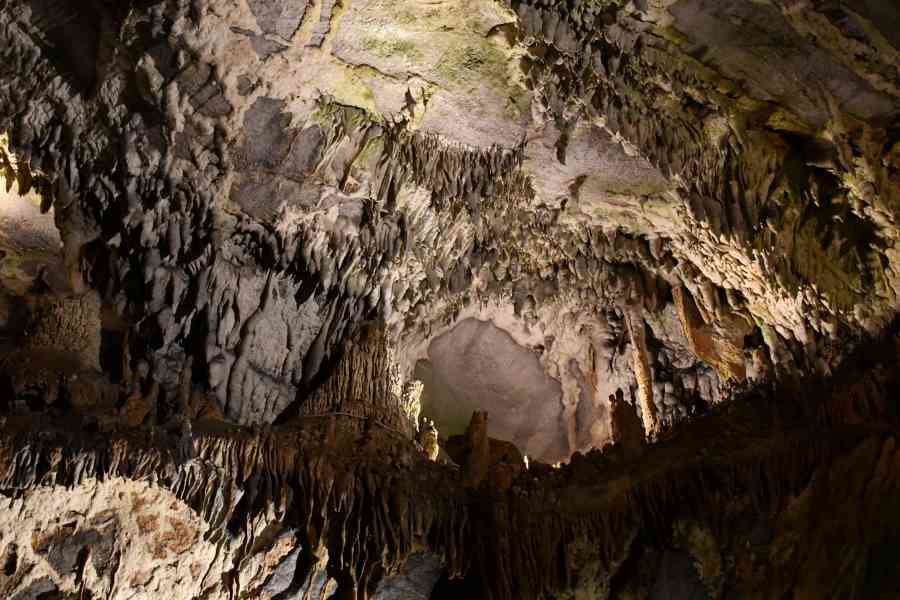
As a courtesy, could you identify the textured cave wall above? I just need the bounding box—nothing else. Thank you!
[0,0,899,598]
[0,150,61,296]
[2,0,897,437]
[0,325,899,599]
[405,295,716,462]
[416,318,571,463]
[0,479,226,598]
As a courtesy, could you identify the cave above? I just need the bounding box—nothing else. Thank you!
[415,317,571,463]
[0,0,899,598]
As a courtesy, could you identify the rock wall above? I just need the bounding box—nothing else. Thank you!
[3,0,896,437]
[0,0,899,598]
[0,324,899,598]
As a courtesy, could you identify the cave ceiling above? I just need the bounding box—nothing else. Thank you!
[0,0,899,597]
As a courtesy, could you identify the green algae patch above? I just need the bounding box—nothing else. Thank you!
[361,35,423,62]
[436,43,507,86]
[326,72,380,117]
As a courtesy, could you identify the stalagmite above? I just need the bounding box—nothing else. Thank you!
[1,0,899,596]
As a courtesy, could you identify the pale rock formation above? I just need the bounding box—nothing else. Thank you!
[0,0,899,597]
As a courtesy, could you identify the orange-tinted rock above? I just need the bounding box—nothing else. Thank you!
[673,286,750,383]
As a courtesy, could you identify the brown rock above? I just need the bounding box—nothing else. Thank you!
[673,286,750,383]
[609,388,646,460]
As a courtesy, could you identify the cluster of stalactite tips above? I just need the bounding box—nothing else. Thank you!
[0,0,899,598]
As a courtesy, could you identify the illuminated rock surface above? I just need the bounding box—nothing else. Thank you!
[0,0,898,597]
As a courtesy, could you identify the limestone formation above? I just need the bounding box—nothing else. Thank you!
[418,417,440,462]
[0,0,899,597]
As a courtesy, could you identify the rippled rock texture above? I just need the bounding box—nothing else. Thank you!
[2,0,899,439]
[0,0,899,597]
[1,329,900,599]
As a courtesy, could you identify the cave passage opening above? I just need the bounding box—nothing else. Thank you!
[0,135,62,298]
[413,317,572,464]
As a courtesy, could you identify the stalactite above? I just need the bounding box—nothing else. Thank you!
[625,305,659,438]
[1,0,900,598]
[1,386,890,600]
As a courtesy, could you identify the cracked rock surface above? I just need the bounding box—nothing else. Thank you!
[0,0,899,597]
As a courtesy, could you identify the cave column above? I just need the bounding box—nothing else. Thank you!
[301,325,419,438]
[625,305,659,439]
